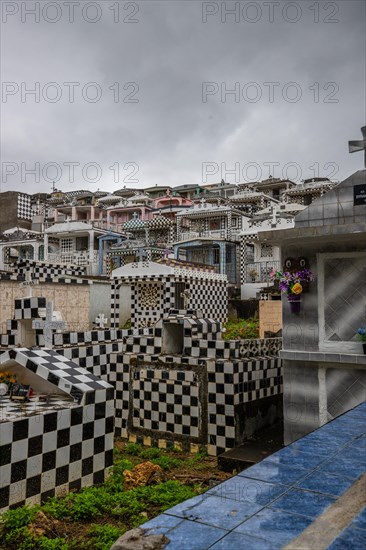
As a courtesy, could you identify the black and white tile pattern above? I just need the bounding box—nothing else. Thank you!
[14,297,46,320]
[15,260,87,280]
[131,366,201,438]
[0,348,113,405]
[0,348,114,513]
[17,194,32,220]
[111,271,227,328]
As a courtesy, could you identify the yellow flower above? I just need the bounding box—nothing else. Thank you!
[292,283,303,295]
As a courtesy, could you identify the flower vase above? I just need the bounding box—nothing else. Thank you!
[0,383,9,396]
[288,298,301,314]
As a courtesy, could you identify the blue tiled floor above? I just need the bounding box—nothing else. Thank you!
[206,476,288,506]
[295,469,356,497]
[317,455,366,481]
[210,531,276,549]
[237,460,308,485]
[327,523,366,550]
[162,521,227,549]
[233,508,313,545]
[327,505,366,550]
[141,402,366,549]
[352,506,366,532]
[164,493,263,530]
[269,487,336,518]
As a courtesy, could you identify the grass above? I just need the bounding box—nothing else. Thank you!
[223,317,259,340]
[0,441,230,550]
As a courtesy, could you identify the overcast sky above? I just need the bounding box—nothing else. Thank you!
[1,0,365,194]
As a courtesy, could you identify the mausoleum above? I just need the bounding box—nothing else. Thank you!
[260,166,366,444]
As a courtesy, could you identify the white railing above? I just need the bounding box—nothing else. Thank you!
[47,251,99,266]
[245,261,280,284]
[179,229,241,241]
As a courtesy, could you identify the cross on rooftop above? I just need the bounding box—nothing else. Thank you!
[20,271,39,298]
[95,313,108,329]
[32,301,67,348]
[348,126,366,168]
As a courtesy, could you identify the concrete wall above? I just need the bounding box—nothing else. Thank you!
[89,282,112,324]
[259,301,282,338]
[283,360,366,444]
[0,280,90,333]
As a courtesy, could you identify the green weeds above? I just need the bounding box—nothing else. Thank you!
[0,444,205,550]
[223,318,259,340]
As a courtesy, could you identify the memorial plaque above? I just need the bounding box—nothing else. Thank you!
[354,183,366,206]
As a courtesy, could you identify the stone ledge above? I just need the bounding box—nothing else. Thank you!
[280,350,366,365]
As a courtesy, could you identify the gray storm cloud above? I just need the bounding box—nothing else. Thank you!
[1,0,365,193]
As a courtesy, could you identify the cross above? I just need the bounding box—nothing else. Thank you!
[95,313,108,329]
[349,126,366,168]
[32,301,67,348]
[20,271,39,298]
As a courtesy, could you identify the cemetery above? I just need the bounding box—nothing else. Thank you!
[0,130,365,548]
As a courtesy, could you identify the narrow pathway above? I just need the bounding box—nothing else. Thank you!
[136,401,366,549]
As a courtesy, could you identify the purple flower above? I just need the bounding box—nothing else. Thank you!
[276,267,315,295]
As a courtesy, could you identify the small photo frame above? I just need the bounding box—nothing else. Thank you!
[10,383,31,402]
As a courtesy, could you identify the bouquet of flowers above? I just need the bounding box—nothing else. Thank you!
[270,268,315,301]
[0,371,16,385]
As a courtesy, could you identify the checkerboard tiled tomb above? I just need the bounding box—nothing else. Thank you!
[109,313,282,456]
[12,259,87,281]
[110,261,228,328]
[0,282,282,507]
[0,348,114,513]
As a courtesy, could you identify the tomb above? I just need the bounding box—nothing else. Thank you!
[259,132,366,443]
[109,260,283,455]
[0,257,284,512]
[110,259,228,328]
[0,271,115,512]
[0,348,114,513]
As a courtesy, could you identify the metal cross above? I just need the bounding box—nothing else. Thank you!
[348,126,366,168]
[32,301,67,348]
[20,271,39,298]
[95,313,108,329]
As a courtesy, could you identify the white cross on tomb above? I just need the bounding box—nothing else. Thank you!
[95,313,108,329]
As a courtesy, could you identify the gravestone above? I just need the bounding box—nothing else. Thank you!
[32,301,67,348]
